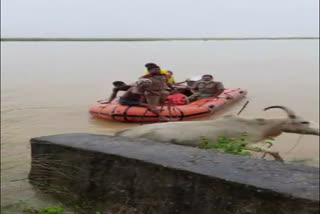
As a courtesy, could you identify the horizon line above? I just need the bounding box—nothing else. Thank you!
[1,36,319,42]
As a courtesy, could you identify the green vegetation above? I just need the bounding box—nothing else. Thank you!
[199,134,274,156]
[23,205,63,214]
[1,37,319,42]
[2,199,103,214]
[199,134,250,156]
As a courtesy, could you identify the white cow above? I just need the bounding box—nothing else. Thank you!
[116,106,319,160]
[117,106,319,145]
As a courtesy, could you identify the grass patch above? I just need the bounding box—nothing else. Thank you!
[23,205,64,214]
[199,134,274,156]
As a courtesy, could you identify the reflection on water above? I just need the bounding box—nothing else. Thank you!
[1,40,319,210]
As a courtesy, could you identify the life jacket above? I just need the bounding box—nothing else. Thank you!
[165,93,187,105]
[144,69,175,83]
[144,68,168,75]
[167,76,175,84]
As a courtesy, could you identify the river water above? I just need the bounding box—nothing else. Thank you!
[1,40,319,211]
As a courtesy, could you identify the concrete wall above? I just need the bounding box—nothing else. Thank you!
[29,133,319,214]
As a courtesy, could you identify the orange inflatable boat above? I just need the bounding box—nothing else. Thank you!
[89,88,247,123]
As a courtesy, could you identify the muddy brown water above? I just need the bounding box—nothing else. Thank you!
[1,40,319,211]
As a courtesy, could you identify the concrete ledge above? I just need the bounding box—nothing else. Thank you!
[29,133,319,214]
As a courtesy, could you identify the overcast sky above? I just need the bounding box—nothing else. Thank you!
[1,0,319,37]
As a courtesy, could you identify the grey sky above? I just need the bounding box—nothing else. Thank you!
[1,0,319,37]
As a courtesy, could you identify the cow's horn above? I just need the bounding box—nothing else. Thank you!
[264,106,296,119]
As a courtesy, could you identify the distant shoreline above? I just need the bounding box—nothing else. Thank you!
[1,37,319,42]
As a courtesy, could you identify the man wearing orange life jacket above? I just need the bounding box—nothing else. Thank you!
[144,63,175,83]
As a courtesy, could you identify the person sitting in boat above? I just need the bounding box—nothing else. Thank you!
[185,75,202,88]
[141,65,175,105]
[171,75,202,96]
[144,63,175,83]
[166,70,175,83]
[185,74,224,104]
[119,78,169,121]
[105,81,132,103]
